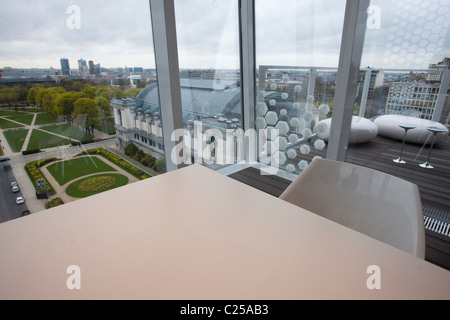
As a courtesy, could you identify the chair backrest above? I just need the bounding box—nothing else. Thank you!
[280,158,425,259]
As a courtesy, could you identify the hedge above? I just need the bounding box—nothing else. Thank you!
[82,148,150,180]
[22,149,41,155]
[24,157,58,196]
[45,197,64,209]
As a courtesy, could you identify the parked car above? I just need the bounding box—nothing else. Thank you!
[0,157,10,162]
[12,185,20,193]
[11,181,18,188]
[22,210,31,216]
[16,196,24,205]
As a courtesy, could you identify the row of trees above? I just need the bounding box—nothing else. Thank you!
[0,80,143,137]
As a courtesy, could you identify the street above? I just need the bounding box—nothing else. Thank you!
[0,162,29,224]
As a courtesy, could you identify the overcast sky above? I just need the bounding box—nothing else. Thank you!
[0,0,449,70]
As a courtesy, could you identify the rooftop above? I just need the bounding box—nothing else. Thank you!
[229,134,450,271]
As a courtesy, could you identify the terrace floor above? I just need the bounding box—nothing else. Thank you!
[229,134,450,271]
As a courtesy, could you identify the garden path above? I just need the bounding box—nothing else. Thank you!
[40,154,139,205]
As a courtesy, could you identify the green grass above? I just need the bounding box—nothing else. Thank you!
[3,129,29,152]
[0,117,24,129]
[41,124,92,141]
[24,107,46,113]
[5,114,34,125]
[34,113,60,125]
[26,129,72,150]
[46,156,117,186]
[66,173,129,198]
[0,109,24,116]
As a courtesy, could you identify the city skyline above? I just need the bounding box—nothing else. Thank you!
[0,0,449,70]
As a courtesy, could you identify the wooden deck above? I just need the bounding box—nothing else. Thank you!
[229,134,450,271]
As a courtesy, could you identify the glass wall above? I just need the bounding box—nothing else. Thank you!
[174,0,242,168]
[0,0,158,219]
[346,0,450,217]
[254,0,346,175]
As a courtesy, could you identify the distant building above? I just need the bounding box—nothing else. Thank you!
[94,63,101,75]
[88,60,95,75]
[60,58,71,76]
[427,57,450,82]
[385,82,443,121]
[112,79,242,157]
[78,59,88,76]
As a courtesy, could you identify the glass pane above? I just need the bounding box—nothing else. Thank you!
[0,0,157,219]
[255,0,346,175]
[347,0,450,225]
[174,0,242,169]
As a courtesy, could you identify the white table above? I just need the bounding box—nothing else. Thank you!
[0,164,449,299]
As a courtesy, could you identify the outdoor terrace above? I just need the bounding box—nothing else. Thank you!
[229,134,450,271]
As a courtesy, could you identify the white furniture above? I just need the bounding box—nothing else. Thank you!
[393,123,417,164]
[316,116,378,144]
[0,164,449,300]
[374,115,449,145]
[280,158,425,259]
[419,126,450,169]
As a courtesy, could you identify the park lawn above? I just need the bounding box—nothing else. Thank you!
[26,129,72,151]
[24,107,47,113]
[0,117,24,129]
[0,109,25,116]
[42,123,92,141]
[46,156,117,186]
[34,113,61,125]
[5,114,34,125]
[3,129,29,152]
[66,173,129,198]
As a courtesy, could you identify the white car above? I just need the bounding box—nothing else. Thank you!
[12,185,20,193]
[16,196,25,205]
[11,181,18,188]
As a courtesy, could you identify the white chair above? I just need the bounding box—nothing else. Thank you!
[280,158,425,259]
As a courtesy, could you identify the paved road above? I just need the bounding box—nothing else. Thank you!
[0,162,29,224]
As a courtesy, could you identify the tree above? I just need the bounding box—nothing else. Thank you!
[27,86,38,105]
[82,85,97,99]
[95,96,112,132]
[72,98,99,137]
[54,92,77,124]
[41,87,65,114]
[155,157,166,173]
[0,88,18,106]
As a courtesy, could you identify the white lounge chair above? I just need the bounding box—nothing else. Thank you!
[280,158,425,258]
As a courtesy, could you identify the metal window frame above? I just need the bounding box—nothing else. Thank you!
[148,0,371,171]
[326,0,370,162]
[240,0,256,162]
[149,0,184,172]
